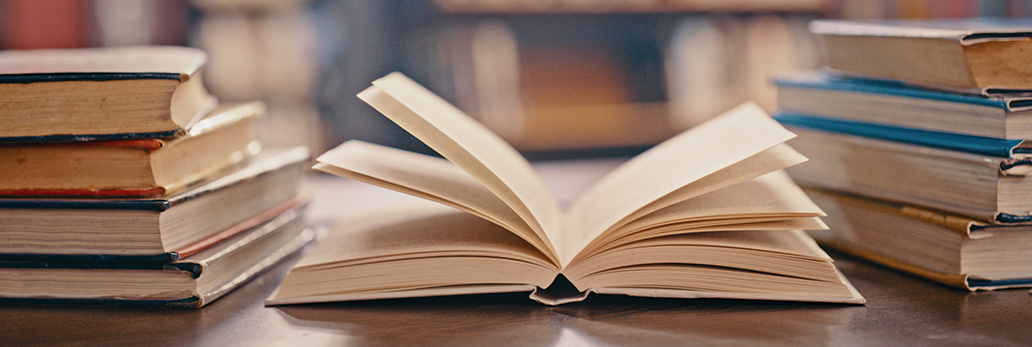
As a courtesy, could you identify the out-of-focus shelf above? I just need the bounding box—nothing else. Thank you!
[503,102,675,152]
[434,0,829,14]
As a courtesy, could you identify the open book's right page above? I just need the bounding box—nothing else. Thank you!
[560,103,808,266]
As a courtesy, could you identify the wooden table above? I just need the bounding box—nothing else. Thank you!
[3,162,1032,346]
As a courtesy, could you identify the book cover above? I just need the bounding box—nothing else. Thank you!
[805,188,1032,291]
[774,112,1029,159]
[782,125,1032,224]
[775,73,1032,140]
[0,102,266,197]
[0,205,315,308]
[0,46,217,140]
[810,19,1032,94]
[0,146,310,257]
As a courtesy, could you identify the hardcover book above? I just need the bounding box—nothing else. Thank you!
[777,117,1032,224]
[0,204,314,308]
[775,73,1032,139]
[0,147,310,258]
[266,73,864,306]
[806,188,1032,291]
[0,102,265,197]
[0,46,217,142]
[810,19,1032,94]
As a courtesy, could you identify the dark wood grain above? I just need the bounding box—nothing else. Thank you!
[3,250,1031,347]
[4,174,1032,347]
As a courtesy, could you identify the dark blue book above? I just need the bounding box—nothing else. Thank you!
[775,72,1032,140]
[780,114,1032,224]
[774,111,1029,158]
[0,147,309,262]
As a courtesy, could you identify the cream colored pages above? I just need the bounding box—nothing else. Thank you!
[297,202,553,269]
[565,230,839,285]
[562,103,798,265]
[312,140,556,264]
[272,202,557,302]
[359,73,561,257]
[573,170,826,261]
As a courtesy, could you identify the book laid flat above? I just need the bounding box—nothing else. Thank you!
[266,72,865,306]
[777,120,1032,224]
[0,203,315,308]
[775,73,1032,139]
[774,112,1032,158]
[0,102,265,197]
[805,188,1032,291]
[810,19,1032,94]
[0,146,309,258]
[0,46,218,142]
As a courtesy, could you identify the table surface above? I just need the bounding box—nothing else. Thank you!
[3,160,1032,347]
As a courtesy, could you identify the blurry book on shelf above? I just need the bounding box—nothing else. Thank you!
[0,147,310,260]
[0,103,264,198]
[0,46,217,142]
[401,19,673,152]
[806,188,1032,291]
[665,15,820,130]
[777,113,1032,223]
[432,0,830,13]
[810,19,1032,95]
[266,72,865,306]
[0,203,314,308]
[192,7,322,158]
[775,72,1032,139]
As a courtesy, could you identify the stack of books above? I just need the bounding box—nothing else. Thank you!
[0,46,313,307]
[773,19,1032,290]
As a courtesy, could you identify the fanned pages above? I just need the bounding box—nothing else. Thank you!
[269,72,864,306]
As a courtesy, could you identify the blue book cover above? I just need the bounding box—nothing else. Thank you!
[774,112,1028,158]
[774,73,1032,111]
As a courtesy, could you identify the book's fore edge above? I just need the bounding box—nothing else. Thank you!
[265,284,538,306]
[806,187,980,237]
[773,73,1012,109]
[775,112,1023,158]
[165,146,308,207]
[176,198,309,259]
[816,239,973,291]
[200,227,315,308]
[587,270,866,304]
[0,296,202,308]
[0,147,305,209]
[0,206,307,273]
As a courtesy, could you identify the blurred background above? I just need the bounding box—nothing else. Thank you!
[2,0,1029,160]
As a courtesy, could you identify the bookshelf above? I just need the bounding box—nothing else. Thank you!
[356,0,829,156]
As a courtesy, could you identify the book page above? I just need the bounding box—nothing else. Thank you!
[562,103,797,266]
[359,73,562,258]
[273,202,559,302]
[573,170,826,260]
[313,140,557,265]
[564,230,847,295]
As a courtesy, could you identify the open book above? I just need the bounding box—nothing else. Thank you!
[266,73,865,305]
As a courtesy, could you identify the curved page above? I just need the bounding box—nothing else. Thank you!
[573,170,826,261]
[564,103,797,265]
[359,73,561,257]
[313,140,557,264]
